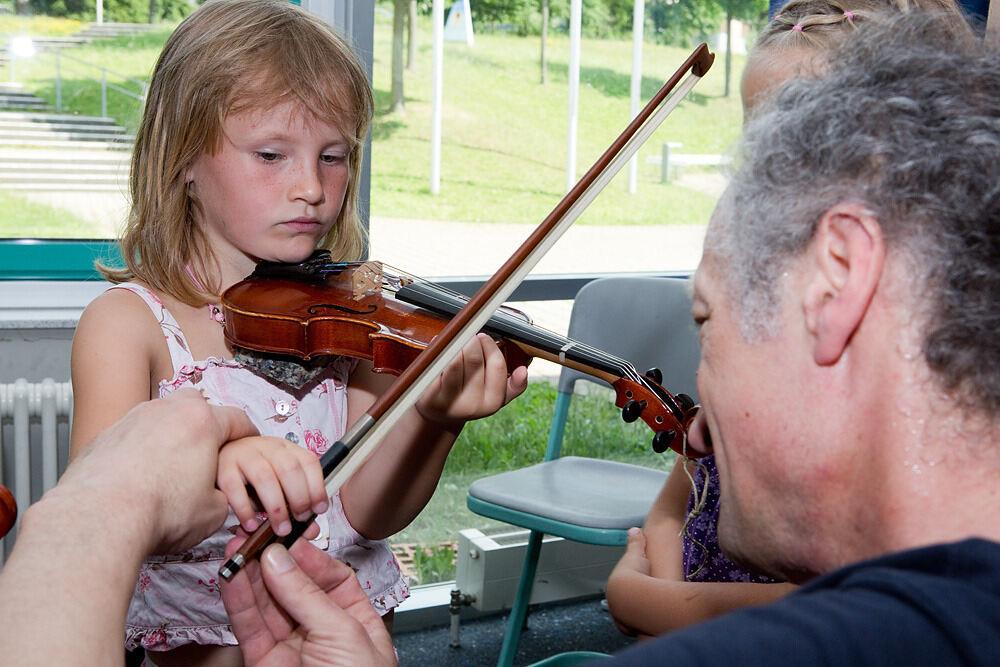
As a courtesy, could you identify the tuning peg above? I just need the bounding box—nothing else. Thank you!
[652,429,676,453]
[644,367,663,384]
[622,399,647,423]
[676,393,696,412]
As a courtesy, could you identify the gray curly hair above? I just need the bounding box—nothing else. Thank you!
[708,12,1000,414]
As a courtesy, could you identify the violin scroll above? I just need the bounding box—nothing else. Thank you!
[612,369,700,456]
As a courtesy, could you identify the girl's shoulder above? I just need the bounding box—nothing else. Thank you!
[83,281,161,319]
[75,283,174,356]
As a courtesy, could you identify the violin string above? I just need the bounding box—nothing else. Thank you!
[408,271,651,386]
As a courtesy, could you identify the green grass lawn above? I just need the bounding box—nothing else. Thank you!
[3,10,744,230]
[0,190,95,236]
[392,381,676,546]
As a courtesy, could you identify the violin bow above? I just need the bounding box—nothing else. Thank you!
[220,43,715,580]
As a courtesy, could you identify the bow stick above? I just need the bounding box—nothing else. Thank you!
[220,42,715,580]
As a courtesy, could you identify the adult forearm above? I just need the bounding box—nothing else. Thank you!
[0,489,149,664]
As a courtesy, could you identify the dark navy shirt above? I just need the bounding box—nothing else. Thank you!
[608,539,1000,666]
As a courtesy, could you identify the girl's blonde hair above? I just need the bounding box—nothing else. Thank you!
[102,0,374,304]
[758,0,967,50]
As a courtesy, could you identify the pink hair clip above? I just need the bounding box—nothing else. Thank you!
[793,24,803,30]
[844,10,854,19]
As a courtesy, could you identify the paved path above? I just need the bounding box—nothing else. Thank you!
[22,170,720,278]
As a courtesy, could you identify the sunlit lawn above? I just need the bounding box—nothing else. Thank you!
[0,190,94,236]
[4,8,744,230]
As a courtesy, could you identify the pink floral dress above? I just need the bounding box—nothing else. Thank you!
[115,284,409,651]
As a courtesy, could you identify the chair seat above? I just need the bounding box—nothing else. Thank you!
[468,456,668,531]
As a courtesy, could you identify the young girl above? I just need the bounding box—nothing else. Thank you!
[606,0,968,639]
[69,1,527,665]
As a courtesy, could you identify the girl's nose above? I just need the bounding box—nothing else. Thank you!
[684,406,713,457]
[290,164,325,205]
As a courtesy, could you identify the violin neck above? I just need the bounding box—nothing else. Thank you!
[395,281,634,382]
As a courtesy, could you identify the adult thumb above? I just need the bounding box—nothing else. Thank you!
[260,544,344,628]
[259,544,394,665]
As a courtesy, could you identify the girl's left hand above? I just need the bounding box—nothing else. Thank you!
[217,436,330,537]
[415,333,528,427]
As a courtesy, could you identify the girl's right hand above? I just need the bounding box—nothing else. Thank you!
[217,437,330,537]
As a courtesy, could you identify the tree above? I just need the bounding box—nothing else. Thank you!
[717,0,767,96]
[407,0,418,70]
[540,0,548,83]
[391,0,407,113]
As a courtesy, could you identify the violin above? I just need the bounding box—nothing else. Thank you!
[0,483,15,540]
[222,252,698,455]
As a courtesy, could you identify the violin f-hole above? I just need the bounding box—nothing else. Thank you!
[307,303,378,316]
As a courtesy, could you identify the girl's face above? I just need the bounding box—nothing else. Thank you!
[187,100,351,284]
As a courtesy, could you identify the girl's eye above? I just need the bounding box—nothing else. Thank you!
[256,151,282,162]
[321,153,347,165]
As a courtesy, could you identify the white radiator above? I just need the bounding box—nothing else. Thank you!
[0,379,73,565]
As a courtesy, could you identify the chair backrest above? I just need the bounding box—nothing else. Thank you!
[544,276,701,459]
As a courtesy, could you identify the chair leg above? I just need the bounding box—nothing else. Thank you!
[497,529,544,667]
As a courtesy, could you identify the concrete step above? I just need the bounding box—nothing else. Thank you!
[0,99,49,111]
[0,128,133,143]
[0,110,133,146]
[1,162,128,174]
[0,138,132,149]
[0,119,129,135]
[0,86,51,112]
[0,148,131,167]
[0,181,126,192]
[23,36,89,48]
[75,23,154,39]
[0,110,122,124]
[0,148,131,191]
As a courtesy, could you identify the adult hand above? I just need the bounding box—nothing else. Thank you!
[54,388,259,555]
[222,539,397,666]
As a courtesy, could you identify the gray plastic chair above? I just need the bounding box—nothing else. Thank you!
[466,275,701,667]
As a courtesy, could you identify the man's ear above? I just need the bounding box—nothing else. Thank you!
[803,202,885,366]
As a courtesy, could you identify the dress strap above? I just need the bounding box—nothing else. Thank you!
[109,283,196,374]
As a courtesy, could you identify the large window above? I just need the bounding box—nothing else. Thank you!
[0,0,758,585]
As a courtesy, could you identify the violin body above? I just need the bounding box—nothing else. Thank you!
[222,259,532,377]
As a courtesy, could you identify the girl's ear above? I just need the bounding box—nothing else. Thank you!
[802,202,885,365]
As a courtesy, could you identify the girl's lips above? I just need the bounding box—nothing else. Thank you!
[282,218,322,232]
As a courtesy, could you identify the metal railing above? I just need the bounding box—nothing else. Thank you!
[33,48,146,117]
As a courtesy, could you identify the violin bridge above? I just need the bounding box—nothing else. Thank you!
[351,261,384,300]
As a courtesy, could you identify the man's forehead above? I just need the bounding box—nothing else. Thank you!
[692,249,722,299]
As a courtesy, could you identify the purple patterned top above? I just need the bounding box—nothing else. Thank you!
[682,455,784,583]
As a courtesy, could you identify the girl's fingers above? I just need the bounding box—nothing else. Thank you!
[216,466,258,531]
[300,450,330,517]
[242,457,293,536]
[275,448,325,522]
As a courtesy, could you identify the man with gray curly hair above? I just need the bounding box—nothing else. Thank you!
[602,10,1000,665]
